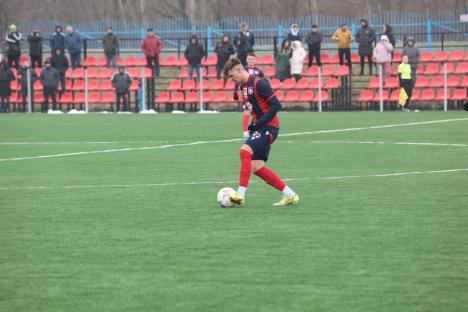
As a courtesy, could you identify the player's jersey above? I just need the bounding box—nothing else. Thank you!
[241,74,280,129]
[245,65,264,78]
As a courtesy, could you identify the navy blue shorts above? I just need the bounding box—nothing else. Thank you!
[245,126,279,161]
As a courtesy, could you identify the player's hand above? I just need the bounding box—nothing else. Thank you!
[233,92,239,101]
[248,123,260,132]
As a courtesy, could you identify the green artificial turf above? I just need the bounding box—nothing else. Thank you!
[0,112,467,311]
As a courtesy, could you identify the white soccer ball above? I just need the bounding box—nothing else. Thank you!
[217,187,236,208]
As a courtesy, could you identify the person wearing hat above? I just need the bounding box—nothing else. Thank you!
[355,19,376,75]
[39,60,60,112]
[111,66,132,112]
[49,25,66,57]
[373,35,393,79]
[214,34,235,80]
[184,34,205,81]
[102,26,119,68]
[332,23,353,69]
[233,22,255,65]
[28,26,43,68]
[287,24,302,42]
[305,24,323,67]
[50,47,69,95]
[0,61,15,112]
[5,24,22,69]
[140,28,163,77]
[402,36,420,84]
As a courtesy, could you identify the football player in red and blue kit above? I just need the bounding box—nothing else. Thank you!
[223,57,299,206]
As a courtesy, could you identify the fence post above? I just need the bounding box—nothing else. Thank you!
[207,27,212,55]
[441,33,445,51]
[84,68,89,113]
[83,39,87,60]
[443,62,448,112]
[277,25,283,46]
[140,27,146,39]
[351,23,357,53]
[27,68,32,113]
[427,19,432,51]
[199,67,204,112]
[318,66,322,112]
[378,64,384,112]
[141,68,147,111]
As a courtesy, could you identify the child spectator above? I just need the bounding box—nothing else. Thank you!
[398,55,413,112]
[214,34,235,80]
[290,41,306,81]
[111,66,132,112]
[184,35,205,81]
[305,24,322,67]
[28,26,43,68]
[373,35,393,79]
[5,24,22,69]
[0,61,15,112]
[40,60,60,112]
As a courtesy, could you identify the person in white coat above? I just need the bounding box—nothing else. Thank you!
[290,41,306,81]
[373,35,393,79]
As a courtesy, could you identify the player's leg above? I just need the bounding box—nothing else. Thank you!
[229,144,253,205]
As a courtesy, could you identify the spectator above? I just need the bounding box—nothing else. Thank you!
[39,60,60,112]
[332,23,352,69]
[102,27,119,68]
[373,35,393,79]
[233,22,255,65]
[50,25,66,57]
[184,35,205,81]
[65,26,82,69]
[111,66,132,112]
[27,26,43,68]
[383,24,396,61]
[275,39,292,81]
[140,28,163,76]
[290,41,306,81]
[398,55,413,112]
[355,19,376,75]
[19,61,38,112]
[5,24,22,69]
[305,24,322,67]
[402,36,420,84]
[0,61,15,112]
[51,48,69,95]
[214,34,235,80]
[287,24,302,42]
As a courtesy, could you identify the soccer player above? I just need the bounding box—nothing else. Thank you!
[223,58,299,206]
[234,52,264,138]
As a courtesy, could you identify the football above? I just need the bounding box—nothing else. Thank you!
[217,187,236,208]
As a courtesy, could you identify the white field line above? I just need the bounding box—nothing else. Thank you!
[281,140,468,148]
[0,141,180,145]
[0,168,467,191]
[0,117,467,162]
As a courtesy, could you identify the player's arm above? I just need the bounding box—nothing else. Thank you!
[251,78,281,129]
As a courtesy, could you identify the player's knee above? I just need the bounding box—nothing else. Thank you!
[252,161,264,173]
[240,145,253,155]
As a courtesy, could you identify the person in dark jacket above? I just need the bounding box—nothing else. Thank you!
[111,66,132,112]
[50,25,66,57]
[51,48,69,95]
[0,61,15,112]
[233,22,255,66]
[27,26,43,68]
[402,36,420,84]
[5,24,22,70]
[275,39,292,81]
[383,24,396,62]
[40,60,60,112]
[19,61,38,112]
[102,27,119,68]
[287,24,302,42]
[184,35,205,81]
[65,26,82,69]
[355,19,376,75]
[305,24,323,67]
[214,34,235,80]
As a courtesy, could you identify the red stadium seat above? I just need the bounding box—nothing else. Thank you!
[411,89,420,101]
[373,90,389,102]
[419,89,435,101]
[74,92,85,103]
[206,67,217,78]
[201,92,213,103]
[295,78,309,90]
[283,91,299,102]
[83,56,96,67]
[126,68,139,79]
[415,77,430,88]
[275,90,284,101]
[178,67,188,79]
[100,92,115,104]
[269,78,281,90]
[320,53,331,64]
[335,65,350,76]
[212,92,227,103]
[167,79,182,91]
[392,52,402,63]
[124,56,138,67]
[87,80,100,91]
[309,79,324,89]
[11,80,18,91]
[209,79,225,90]
[420,51,433,62]
[182,80,196,91]
[454,63,468,75]
[33,93,44,103]
[368,77,381,89]
[299,90,314,102]
[156,92,170,104]
[170,92,184,103]
[389,89,400,102]
[416,64,424,75]
[313,91,329,102]
[184,92,198,103]
[329,53,340,64]
[197,79,210,91]
[224,80,235,90]
[263,66,275,78]
[324,78,339,89]
[177,56,188,67]
[305,66,319,77]
[321,66,334,76]
[34,80,43,91]
[423,63,439,75]
[440,63,455,75]
[449,50,464,62]
[97,68,113,79]
[88,92,101,103]
[461,76,468,88]
[140,68,152,78]
[433,51,448,62]
[436,89,450,101]
[429,77,443,88]
[451,89,467,101]
[258,54,274,65]
[358,90,374,102]
[96,56,107,67]
[72,80,85,91]
[162,55,178,67]
[351,53,359,63]
[384,77,399,89]
[279,78,295,90]
[9,93,18,104]
[447,76,460,88]
[98,80,113,91]
[202,55,217,66]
